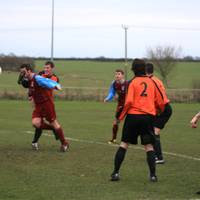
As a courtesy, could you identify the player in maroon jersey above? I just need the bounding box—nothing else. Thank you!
[104,69,129,144]
[19,64,69,152]
[31,61,60,148]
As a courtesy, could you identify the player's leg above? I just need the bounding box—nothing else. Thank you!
[144,144,157,182]
[50,120,69,152]
[32,117,42,150]
[108,105,123,144]
[111,142,129,181]
[140,115,157,182]
[110,114,135,181]
[32,128,42,143]
[39,119,59,140]
[154,104,172,164]
[108,119,119,144]
[154,128,164,164]
[42,100,64,142]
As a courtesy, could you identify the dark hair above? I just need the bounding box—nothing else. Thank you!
[20,64,33,71]
[131,58,146,76]
[115,69,124,75]
[45,61,55,68]
[146,62,154,74]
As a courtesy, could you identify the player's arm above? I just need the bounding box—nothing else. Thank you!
[51,74,59,83]
[35,75,61,90]
[104,81,116,102]
[154,89,165,114]
[17,72,30,88]
[151,79,165,114]
[191,112,200,128]
[118,82,134,121]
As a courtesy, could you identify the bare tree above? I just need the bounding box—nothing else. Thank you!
[147,45,181,88]
[0,53,35,72]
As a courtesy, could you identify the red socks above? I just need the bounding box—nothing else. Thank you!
[55,127,68,145]
[112,124,118,140]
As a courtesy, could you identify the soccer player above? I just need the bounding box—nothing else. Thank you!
[19,64,69,152]
[104,69,129,144]
[146,63,172,164]
[191,112,200,128]
[190,112,200,194]
[31,61,60,148]
[110,59,165,182]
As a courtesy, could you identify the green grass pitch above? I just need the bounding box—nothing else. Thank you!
[1,100,200,199]
[0,61,200,92]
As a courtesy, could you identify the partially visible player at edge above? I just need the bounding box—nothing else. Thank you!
[19,64,69,152]
[146,63,172,164]
[104,69,129,144]
[110,59,165,182]
[190,112,200,195]
[31,61,60,148]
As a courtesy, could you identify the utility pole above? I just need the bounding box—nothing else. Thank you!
[51,0,54,61]
[122,25,128,80]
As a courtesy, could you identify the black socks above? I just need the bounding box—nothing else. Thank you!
[113,147,127,174]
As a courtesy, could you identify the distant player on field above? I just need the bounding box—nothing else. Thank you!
[146,63,172,164]
[19,64,69,152]
[104,69,129,144]
[110,59,165,182]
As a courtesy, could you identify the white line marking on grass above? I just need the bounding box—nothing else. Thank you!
[26,130,200,161]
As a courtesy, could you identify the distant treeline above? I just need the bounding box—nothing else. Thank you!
[37,56,131,62]
[0,54,35,71]
[36,56,200,62]
[0,54,200,72]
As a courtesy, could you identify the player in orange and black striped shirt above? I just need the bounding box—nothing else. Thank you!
[146,63,172,164]
[110,59,165,182]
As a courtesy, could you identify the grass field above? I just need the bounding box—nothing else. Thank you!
[1,100,200,200]
[0,60,200,93]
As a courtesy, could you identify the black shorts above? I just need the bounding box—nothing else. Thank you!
[154,104,172,129]
[121,114,155,145]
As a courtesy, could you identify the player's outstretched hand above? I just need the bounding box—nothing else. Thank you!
[56,84,62,90]
[191,116,198,128]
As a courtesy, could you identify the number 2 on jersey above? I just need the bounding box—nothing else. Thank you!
[140,82,148,96]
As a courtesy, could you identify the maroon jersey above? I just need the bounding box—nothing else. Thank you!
[39,71,59,99]
[113,80,129,106]
[29,75,53,104]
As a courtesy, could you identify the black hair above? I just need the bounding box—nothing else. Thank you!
[131,58,146,76]
[20,63,33,71]
[146,62,154,74]
[18,64,32,87]
[45,61,55,68]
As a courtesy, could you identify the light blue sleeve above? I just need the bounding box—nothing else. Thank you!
[35,75,61,89]
[105,81,116,101]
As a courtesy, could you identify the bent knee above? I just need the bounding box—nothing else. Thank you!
[50,120,61,130]
[120,142,129,149]
[144,144,154,152]
[32,118,41,128]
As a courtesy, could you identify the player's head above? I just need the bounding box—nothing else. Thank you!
[115,69,124,81]
[19,64,33,79]
[44,61,55,76]
[131,58,146,76]
[146,62,154,76]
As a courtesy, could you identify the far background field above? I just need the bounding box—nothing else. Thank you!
[0,60,200,92]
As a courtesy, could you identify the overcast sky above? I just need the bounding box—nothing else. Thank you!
[0,0,200,58]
